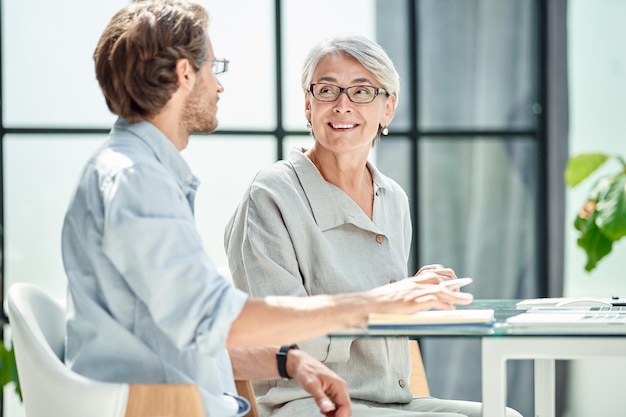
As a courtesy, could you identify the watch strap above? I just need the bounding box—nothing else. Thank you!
[276,344,299,379]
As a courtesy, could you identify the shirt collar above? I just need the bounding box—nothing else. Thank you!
[112,118,199,191]
[288,148,387,233]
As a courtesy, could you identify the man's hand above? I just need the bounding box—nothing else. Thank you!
[286,349,351,417]
[364,273,474,317]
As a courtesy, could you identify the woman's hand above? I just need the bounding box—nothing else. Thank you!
[413,263,458,285]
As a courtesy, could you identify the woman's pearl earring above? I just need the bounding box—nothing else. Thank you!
[382,126,389,136]
[306,121,312,129]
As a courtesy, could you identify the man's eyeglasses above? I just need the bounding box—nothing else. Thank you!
[308,83,389,104]
[208,58,229,76]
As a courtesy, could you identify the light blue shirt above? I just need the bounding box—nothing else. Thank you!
[62,118,249,416]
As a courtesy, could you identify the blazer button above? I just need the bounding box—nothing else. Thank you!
[375,235,384,244]
[398,379,406,388]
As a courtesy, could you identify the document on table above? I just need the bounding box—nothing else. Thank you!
[505,311,626,334]
[367,309,495,331]
[515,297,615,309]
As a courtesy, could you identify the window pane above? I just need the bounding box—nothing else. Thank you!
[283,136,315,155]
[375,137,415,269]
[282,0,376,131]
[3,135,105,297]
[418,136,538,298]
[2,134,276,296]
[205,0,276,130]
[418,0,540,130]
[2,1,126,127]
[376,1,412,131]
[418,136,538,416]
[182,135,276,267]
[2,0,275,130]
[376,137,413,201]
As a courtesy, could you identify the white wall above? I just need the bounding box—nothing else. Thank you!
[563,0,626,415]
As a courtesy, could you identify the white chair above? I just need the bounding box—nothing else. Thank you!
[6,282,205,417]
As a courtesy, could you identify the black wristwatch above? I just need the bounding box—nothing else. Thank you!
[276,344,299,380]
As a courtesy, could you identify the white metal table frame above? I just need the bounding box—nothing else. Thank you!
[481,336,626,417]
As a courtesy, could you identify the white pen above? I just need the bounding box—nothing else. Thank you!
[439,277,473,289]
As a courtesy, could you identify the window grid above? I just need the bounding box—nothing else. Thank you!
[0,1,549,316]
[0,0,548,413]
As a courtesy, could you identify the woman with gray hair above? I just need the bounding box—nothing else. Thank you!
[301,35,400,144]
[225,35,522,417]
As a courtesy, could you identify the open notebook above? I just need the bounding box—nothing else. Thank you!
[368,309,495,333]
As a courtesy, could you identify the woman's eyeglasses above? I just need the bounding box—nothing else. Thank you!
[308,83,389,104]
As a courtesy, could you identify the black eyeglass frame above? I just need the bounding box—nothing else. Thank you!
[308,82,390,104]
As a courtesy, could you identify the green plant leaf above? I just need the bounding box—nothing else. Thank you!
[588,176,615,201]
[564,153,610,188]
[596,173,626,241]
[574,212,613,272]
[0,342,22,402]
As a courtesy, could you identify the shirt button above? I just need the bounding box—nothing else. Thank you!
[375,235,384,244]
[398,379,406,388]
[375,189,381,196]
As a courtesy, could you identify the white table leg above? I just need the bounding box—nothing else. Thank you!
[480,337,626,417]
[482,338,508,417]
[534,359,555,417]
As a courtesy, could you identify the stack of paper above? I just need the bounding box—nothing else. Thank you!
[515,297,614,309]
[506,309,626,334]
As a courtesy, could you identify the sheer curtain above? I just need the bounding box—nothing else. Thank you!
[417,3,538,416]
[375,1,569,416]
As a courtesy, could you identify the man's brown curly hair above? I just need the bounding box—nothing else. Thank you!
[94,0,209,122]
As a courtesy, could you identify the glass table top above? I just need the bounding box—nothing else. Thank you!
[330,299,626,338]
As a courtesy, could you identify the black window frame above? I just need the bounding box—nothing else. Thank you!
[0,0,549,414]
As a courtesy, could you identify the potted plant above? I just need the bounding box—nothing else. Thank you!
[565,152,626,271]
[0,339,20,400]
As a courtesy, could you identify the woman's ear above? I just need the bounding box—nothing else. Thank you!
[382,94,397,127]
[304,99,312,121]
[304,90,312,118]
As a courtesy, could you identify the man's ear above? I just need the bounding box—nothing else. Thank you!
[175,58,196,91]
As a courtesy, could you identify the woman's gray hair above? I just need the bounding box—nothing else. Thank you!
[301,35,400,106]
